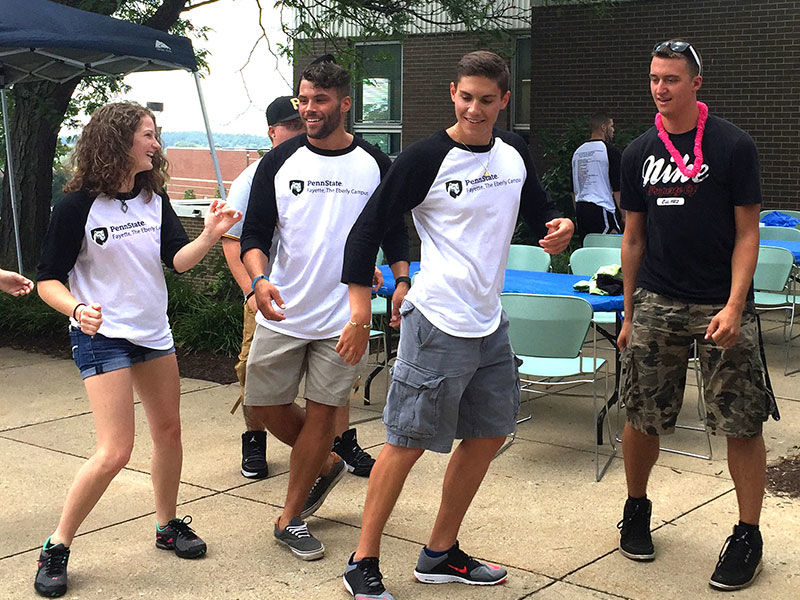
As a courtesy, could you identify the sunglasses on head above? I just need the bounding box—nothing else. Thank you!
[653,41,702,75]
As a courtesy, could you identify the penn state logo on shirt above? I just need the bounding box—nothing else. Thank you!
[90,227,109,246]
[445,180,463,198]
[289,180,305,195]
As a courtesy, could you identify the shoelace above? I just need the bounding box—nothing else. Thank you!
[446,545,480,572]
[716,532,753,568]
[44,548,69,576]
[357,558,385,591]
[168,516,199,540]
[616,504,648,534]
[286,523,312,539]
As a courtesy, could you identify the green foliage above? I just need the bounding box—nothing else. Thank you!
[165,252,243,356]
[0,289,71,338]
[161,131,270,148]
[183,188,196,199]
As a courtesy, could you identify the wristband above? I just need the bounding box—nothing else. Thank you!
[72,302,86,320]
[348,320,371,329]
[244,291,255,304]
[395,276,412,287]
[251,274,269,291]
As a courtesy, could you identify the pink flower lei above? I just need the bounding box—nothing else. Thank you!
[655,101,708,178]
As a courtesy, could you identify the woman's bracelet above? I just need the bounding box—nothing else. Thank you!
[348,320,371,329]
[72,302,86,320]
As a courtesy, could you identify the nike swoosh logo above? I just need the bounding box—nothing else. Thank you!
[449,564,467,574]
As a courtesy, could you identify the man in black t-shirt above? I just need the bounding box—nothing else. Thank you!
[616,40,772,591]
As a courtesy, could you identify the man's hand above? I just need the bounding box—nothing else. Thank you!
[539,218,575,255]
[705,304,743,349]
[254,280,286,321]
[617,319,632,351]
[336,322,370,365]
[390,281,410,328]
[372,267,384,291]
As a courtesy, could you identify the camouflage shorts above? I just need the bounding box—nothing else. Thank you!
[620,288,773,438]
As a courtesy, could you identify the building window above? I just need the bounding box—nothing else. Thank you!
[513,37,531,132]
[353,42,402,156]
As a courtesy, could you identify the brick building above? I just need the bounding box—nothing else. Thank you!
[165,147,264,199]
[529,0,800,211]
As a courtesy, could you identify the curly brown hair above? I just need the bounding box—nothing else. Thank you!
[64,102,168,197]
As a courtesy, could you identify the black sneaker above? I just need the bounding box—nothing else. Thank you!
[617,497,655,561]
[333,428,375,477]
[274,516,324,561]
[343,553,394,599]
[241,430,268,479]
[300,457,346,519]
[155,515,207,559]
[34,540,69,597]
[709,524,763,590]
[413,541,508,585]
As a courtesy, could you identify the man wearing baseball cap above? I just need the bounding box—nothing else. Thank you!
[222,96,305,480]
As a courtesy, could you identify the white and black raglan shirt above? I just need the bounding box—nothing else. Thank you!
[240,134,408,340]
[37,189,190,349]
[343,128,562,338]
[572,140,621,212]
[621,114,761,304]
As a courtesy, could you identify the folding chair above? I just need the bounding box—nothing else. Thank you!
[760,226,800,242]
[754,245,796,375]
[568,246,622,338]
[507,244,551,272]
[499,293,615,481]
[582,233,623,248]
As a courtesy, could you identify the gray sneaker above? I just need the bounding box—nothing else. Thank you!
[301,458,346,519]
[273,516,324,560]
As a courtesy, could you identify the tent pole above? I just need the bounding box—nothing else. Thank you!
[193,71,226,201]
[1,87,24,274]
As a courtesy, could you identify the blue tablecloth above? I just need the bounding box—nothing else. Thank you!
[760,240,800,263]
[377,263,623,313]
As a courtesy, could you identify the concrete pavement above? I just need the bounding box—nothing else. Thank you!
[1,318,799,599]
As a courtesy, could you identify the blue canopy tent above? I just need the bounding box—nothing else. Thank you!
[0,0,226,272]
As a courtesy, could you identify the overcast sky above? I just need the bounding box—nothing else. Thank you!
[122,0,293,135]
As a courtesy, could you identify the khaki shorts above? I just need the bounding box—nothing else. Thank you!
[231,303,257,413]
[244,323,363,407]
[621,288,774,438]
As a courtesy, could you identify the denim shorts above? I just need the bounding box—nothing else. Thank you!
[383,301,521,453]
[69,327,175,379]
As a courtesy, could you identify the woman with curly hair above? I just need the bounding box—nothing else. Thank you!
[34,101,240,598]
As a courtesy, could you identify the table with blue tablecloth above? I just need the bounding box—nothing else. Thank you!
[377,263,624,312]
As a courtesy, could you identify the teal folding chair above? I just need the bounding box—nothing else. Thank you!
[582,233,623,248]
[507,244,551,272]
[760,226,800,242]
[568,246,622,333]
[499,293,615,481]
[754,245,796,374]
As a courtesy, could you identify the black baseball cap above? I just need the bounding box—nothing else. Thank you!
[266,96,300,126]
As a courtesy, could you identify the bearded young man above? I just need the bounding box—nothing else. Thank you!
[616,40,774,591]
[240,58,408,561]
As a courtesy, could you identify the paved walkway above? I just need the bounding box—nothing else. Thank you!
[1,319,798,599]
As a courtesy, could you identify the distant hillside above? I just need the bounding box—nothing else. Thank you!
[162,131,270,149]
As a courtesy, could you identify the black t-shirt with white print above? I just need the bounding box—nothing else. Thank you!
[342,128,562,338]
[621,114,761,304]
[36,188,190,349]
[240,134,408,340]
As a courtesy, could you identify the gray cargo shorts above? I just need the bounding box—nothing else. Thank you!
[621,288,774,438]
[383,300,521,453]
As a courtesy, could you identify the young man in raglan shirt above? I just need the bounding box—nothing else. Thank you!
[616,40,772,591]
[336,50,574,599]
[223,95,378,481]
[239,58,409,561]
